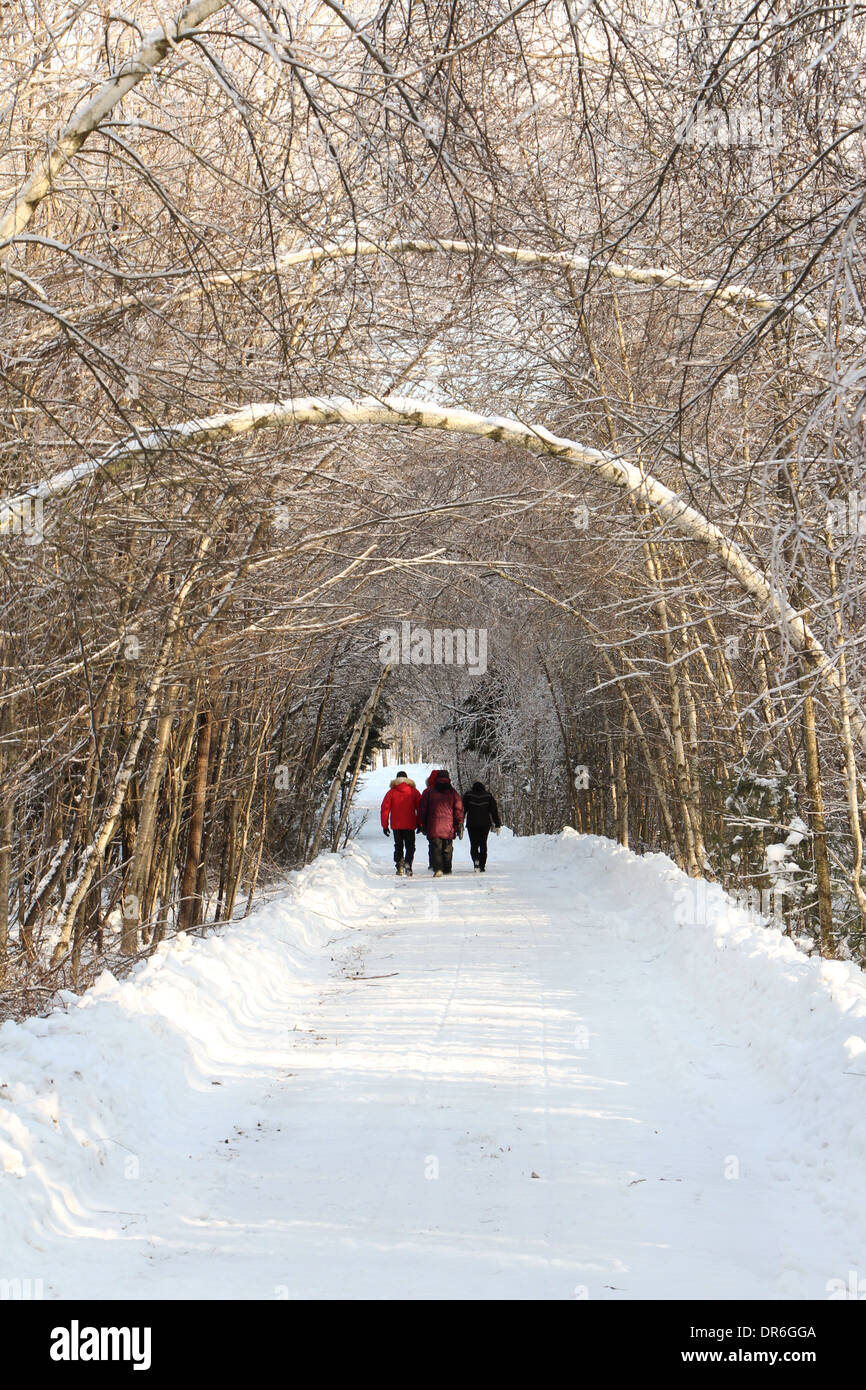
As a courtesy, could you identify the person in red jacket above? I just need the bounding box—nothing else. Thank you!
[380,771,421,876]
[418,770,465,877]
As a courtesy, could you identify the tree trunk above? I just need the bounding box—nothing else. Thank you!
[177,707,213,935]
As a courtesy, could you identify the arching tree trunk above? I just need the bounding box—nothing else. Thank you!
[5,395,858,754]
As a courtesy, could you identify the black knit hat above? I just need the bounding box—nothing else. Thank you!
[394,770,408,780]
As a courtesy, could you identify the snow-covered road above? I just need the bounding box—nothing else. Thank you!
[3,762,866,1300]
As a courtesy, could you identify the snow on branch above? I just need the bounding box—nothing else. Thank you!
[157,236,849,342]
[1,391,859,749]
[0,0,229,247]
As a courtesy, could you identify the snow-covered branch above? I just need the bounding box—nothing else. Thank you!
[78,235,846,343]
[0,0,229,247]
[3,390,859,749]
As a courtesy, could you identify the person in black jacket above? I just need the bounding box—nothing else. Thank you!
[461,781,501,872]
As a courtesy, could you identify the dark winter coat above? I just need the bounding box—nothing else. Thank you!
[462,782,501,831]
[380,777,421,831]
[419,773,465,840]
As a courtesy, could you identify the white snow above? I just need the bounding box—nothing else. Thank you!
[765,842,790,864]
[2,761,866,1299]
[786,817,809,846]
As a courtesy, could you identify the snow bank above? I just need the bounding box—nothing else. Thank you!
[538,830,866,1222]
[0,846,381,1282]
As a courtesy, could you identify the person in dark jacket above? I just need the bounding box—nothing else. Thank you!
[462,780,501,872]
[418,770,464,877]
[380,771,421,876]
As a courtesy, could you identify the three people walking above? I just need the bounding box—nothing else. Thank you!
[381,769,501,877]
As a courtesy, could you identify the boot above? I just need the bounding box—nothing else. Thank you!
[433,870,443,878]
[396,864,404,876]
[405,865,413,877]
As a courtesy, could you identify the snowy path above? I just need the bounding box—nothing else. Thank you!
[3,764,866,1300]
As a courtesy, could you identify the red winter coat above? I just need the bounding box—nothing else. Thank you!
[419,775,465,840]
[380,777,421,831]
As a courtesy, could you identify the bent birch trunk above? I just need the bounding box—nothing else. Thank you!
[2,393,860,751]
[0,0,228,248]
